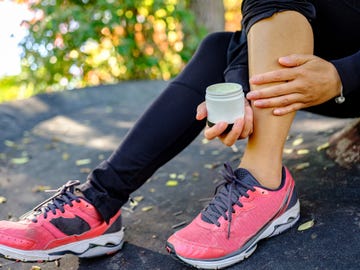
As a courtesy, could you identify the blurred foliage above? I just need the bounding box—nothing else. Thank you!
[18,0,207,94]
[0,0,243,103]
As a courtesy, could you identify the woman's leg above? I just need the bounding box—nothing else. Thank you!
[240,10,313,188]
[80,32,234,221]
[166,7,316,269]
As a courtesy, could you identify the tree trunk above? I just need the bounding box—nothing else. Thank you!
[327,119,360,168]
[190,0,225,33]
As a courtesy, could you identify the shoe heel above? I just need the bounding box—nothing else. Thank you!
[78,240,124,258]
[269,200,300,238]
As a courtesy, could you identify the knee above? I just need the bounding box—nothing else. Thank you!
[241,0,316,32]
[197,32,232,52]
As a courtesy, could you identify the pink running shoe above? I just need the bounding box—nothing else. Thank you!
[167,163,300,269]
[0,180,124,262]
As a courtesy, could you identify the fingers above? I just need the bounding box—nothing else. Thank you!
[273,103,303,115]
[241,100,253,138]
[249,68,296,87]
[247,81,296,100]
[196,101,207,120]
[204,120,244,146]
[204,122,228,140]
[220,119,247,146]
[251,92,304,108]
[278,54,315,67]
[249,54,316,86]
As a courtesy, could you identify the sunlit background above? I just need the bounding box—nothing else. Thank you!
[0,1,31,76]
[0,0,242,103]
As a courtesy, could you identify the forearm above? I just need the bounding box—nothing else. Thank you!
[331,50,360,97]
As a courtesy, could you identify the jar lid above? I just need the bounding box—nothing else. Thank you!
[206,83,242,95]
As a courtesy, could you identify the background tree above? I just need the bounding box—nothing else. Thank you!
[190,0,225,33]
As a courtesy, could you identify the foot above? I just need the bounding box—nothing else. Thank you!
[166,163,299,269]
[0,180,124,262]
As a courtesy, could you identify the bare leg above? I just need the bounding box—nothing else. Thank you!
[239,11,313,189]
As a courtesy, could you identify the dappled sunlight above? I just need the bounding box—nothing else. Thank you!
[291,114,353,134]
[112,120,136,129]
[32,115,121,151]
[6,95,50,115]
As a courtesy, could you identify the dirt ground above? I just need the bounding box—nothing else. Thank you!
[0,81,359,270]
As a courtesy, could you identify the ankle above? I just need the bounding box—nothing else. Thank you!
[239,164,282,190]
[256,174,282,190]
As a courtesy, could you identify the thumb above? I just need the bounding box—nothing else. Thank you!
[279,54,314,67]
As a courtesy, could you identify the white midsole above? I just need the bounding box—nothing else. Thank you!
[0,228,124,262]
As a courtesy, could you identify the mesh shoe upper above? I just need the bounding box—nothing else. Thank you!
[0,180,122,251]
[167,163,297,260]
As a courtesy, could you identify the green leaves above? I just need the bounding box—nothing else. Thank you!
[18,0,206,93]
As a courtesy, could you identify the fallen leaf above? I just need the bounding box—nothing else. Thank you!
[292,137,304,146]
[204,164,214,169]
[32,185,51,193]
[0,196,7,204]
[75,159,91,166]
[316,142,330,152]
[166,180,178,187]
[169,173,177,179]
[283,148,293,154]
[295,162,310,170]
[31,266,41,270]
[141,206,153,212]
[231,144,239,153]
[297,219,315,231]
[133,196,144,202]
[11,157,29,165]
[62,152,70,161]
[297,149,310,155]
[177,174,186,180]
[4,140,15,147]
[129,200,138,208]
[201,138,209,144]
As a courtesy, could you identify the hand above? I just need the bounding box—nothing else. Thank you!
[246,54,342,115]
[196,99,253,146]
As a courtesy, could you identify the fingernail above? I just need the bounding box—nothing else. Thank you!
[273,109,282,115]
[246,92,254,99]
[279,56,291,64]
[254,100,264,106]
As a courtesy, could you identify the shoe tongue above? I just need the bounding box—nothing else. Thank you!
[234,168,261,187]
[201,167,261,224]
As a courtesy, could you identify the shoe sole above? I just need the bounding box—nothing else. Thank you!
[0,229,124,262]
[168,200,300,269]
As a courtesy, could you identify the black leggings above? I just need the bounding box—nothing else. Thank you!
[80,32,233,220]
[80,0,360,221]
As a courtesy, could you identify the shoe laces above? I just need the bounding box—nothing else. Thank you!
[20,180,82,223]
[201,163,256,238]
